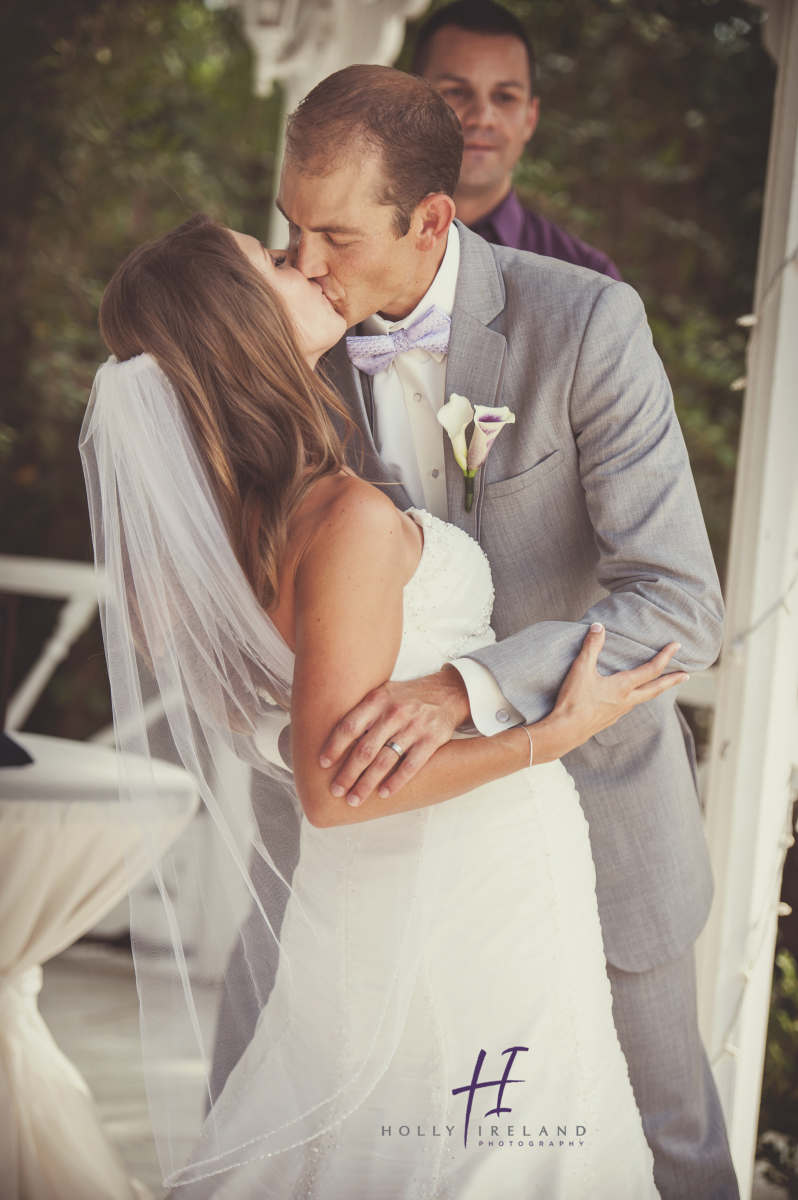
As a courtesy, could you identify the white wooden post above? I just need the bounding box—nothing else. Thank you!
[696,3,798,1195]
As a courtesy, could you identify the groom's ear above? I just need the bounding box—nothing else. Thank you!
[411,193,456,253]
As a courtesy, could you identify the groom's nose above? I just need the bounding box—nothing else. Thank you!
[460,89,499,131]
[294,233,329,283]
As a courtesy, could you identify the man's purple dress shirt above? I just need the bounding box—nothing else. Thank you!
[469,188,621,280]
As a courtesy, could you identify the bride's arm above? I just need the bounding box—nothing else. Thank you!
[290,480,685,828]
[289,485,530,827]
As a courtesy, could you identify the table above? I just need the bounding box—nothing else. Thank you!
[0,733,199,1200]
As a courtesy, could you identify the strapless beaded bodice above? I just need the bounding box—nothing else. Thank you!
[391,509,496,682]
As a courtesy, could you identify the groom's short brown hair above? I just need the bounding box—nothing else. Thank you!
[284,65,464,237]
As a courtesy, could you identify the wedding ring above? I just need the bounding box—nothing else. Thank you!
[385,741,403,757]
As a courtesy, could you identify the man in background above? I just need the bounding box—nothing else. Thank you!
[413,0,621,279]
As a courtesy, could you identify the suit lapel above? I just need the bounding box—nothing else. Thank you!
[323,226,508,529]
[444,223,508,539]
[322,336,412,512]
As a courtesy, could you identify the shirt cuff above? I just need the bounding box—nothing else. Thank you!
[450,658,525,737]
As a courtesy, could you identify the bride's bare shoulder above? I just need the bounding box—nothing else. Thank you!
[299,473,407,572]
[272,475,406,648]
[317,473,404,542]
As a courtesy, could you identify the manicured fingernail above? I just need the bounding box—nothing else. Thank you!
[378,787,389,798]
[331,784,344,797]
[320,756,331,768]
[682,674,690,681]
[347,794,362,807]
[675,643,681,651]
[590,623,603,633]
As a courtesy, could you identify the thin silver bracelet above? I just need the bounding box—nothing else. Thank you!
[523,726,534,769]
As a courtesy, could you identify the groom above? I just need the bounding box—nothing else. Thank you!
[272,64,736,1198]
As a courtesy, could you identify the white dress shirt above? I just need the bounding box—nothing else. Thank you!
[364,225,524,737]
[363,227,458,519]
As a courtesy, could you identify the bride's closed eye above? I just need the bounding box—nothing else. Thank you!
[260,243,287,268]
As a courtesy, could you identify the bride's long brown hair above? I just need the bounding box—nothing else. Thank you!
[99,212,353,611]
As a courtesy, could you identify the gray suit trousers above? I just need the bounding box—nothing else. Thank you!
[608,950,738,1200]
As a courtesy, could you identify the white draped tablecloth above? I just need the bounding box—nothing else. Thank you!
[0,733,199,1200]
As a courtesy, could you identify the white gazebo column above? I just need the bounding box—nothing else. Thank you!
[223,0,429,244]
[696,2,798,1195]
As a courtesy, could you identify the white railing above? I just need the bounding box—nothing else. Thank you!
[0,557,104,732]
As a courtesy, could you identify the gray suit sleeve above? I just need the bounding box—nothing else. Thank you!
[467,281,724,724]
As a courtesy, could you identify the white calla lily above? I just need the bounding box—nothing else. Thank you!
[437,392,474,474]
[437,395,517,511]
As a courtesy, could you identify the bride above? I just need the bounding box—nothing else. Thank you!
[83,213,683,1197]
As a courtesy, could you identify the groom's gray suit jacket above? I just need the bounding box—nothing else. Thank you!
[323,220,723,975]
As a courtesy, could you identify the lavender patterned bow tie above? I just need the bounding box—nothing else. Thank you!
[345,305,451,376]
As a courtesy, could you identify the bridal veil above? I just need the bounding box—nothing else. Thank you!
[79,354,452,1189]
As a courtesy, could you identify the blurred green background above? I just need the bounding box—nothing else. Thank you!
[2,0,797,1184]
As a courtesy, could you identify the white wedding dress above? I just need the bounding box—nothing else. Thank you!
[183,510,659,1199]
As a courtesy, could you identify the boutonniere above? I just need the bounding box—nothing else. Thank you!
[437,393,516,512]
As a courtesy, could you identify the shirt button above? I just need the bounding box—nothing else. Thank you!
[496,710,510,723]
[431,469,440,478]
[414,393,422,403]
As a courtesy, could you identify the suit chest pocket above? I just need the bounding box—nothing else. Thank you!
[483,449,564,500]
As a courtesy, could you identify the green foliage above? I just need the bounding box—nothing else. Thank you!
[401,0,776,578]
[1,0,281,556]
[0,0,281,734]
[758,950,798,1194]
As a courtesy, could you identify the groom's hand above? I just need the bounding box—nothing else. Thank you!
[319,667,471,807]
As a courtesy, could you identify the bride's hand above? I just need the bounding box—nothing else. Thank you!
[529,623,688,761]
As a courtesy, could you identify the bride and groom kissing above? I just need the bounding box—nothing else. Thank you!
[85,64,737,1198]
